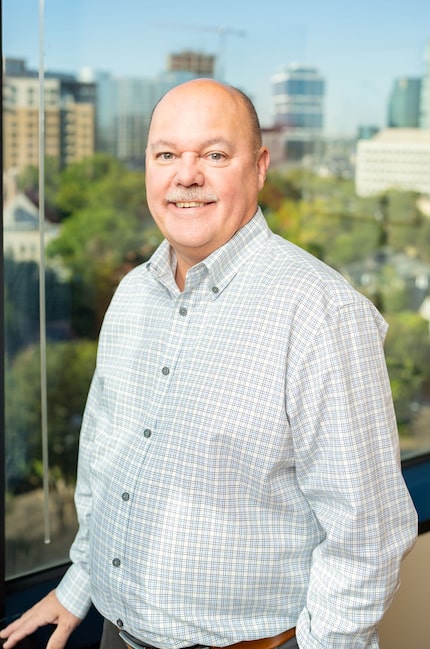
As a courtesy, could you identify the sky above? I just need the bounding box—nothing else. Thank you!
[3,0,430,135]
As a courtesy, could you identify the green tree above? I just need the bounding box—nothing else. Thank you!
[47,154,161,335]
[55,153,149,219]
[17,157,60,208]
[384,312,430,432]
[5,340,97,492]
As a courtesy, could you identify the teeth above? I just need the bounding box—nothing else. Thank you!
[175,201,206,208]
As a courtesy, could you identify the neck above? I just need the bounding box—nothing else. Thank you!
[175,264,186,291]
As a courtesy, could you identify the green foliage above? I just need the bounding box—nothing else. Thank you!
[261,171,430,271]
[5,340,97,492]
[55,153,149,217]
[384,313,430,426]
[7,158,430,487]
[17,157,60,207]
[45,154,161,335]
[262,170,430,449]
[259,171,302,210]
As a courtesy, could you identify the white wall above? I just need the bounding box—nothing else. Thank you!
[379,531,430,648]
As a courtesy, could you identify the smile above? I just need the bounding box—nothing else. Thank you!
[175,201,207,208]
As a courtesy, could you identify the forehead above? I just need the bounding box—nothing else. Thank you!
[148,86,249,147]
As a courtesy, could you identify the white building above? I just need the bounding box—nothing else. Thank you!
[3,192,59,262]
[355,129,430,197]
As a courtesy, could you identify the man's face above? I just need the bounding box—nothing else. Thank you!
[145,80,270,277]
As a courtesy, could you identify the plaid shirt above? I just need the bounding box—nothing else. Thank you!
[57,209,417,649]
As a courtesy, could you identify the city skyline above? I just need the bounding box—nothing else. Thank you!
[3,0,430,135]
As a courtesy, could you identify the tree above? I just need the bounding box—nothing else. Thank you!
[17,157,60,209]
[5,340,97,493]
[384,312,430,433]
[46,154,161,335]
[55,153,150,219]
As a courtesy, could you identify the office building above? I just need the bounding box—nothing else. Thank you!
[355,129,430,196]
[167,50,215,76]
[3,59,96,173]
[387,78,421,128]
[92,51,215,166]
[272,64,325,161]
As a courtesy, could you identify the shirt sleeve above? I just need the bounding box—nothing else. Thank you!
[289,300,418,649]
[55,369,103,619]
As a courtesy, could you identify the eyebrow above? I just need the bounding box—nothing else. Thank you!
[149,137,232,151]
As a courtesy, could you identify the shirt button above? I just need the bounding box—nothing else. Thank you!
[122,492,130,501]
[212,286,219,294]
[117,619,124,628]
[179,306,188,316]
[143,428,152,438]
[112,558,121,567]
[162,366,170,375]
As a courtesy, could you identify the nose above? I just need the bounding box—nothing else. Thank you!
[175,153,204,187]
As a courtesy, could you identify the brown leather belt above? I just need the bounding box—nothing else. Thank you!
[211,628,296,649]
[123,627,296,649]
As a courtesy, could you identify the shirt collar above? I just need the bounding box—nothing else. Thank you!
[147,208,271,297]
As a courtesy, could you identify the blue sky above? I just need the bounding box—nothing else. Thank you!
[3,0,430,134]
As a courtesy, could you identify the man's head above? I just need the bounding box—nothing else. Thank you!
[145,78,270,285]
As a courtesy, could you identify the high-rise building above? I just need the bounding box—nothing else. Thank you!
[91,51,216,166]
[3,59,96,173]
[271,64,325,161]
[114,76,156,164]
[387,77,421,128]
[167,50,215,77]
[420,40,430,128]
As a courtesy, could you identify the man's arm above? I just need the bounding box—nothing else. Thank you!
[290,301,417,648]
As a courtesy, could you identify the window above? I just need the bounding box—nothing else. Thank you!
[2,0,430,587]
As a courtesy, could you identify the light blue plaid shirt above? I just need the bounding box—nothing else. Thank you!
[57,209,417,649]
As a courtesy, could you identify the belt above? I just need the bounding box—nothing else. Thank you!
[214,628,296,649]
[120,628,296,649]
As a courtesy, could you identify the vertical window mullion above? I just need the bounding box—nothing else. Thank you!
[38,0,51,545]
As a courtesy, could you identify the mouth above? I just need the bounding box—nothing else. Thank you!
[174,201,208,208]
[166,192,218,209]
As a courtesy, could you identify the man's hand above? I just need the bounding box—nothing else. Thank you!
[0,589,82,649]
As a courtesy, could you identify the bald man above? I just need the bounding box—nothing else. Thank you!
[1,80,417,649]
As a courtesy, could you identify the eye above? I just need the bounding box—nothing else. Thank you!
[156,152,175,162]
[206,152,227,163]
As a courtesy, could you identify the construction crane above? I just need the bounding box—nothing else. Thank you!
[156,23,246,81]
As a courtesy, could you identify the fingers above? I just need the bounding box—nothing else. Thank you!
[46,623,79,649]
[0,608,42,649]
[0,590,82,649]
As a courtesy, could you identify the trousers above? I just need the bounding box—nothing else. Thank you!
[99,620,299,649]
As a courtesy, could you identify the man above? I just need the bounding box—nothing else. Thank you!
[1,79,417,649]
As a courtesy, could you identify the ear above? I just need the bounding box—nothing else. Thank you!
[256,146,270,190]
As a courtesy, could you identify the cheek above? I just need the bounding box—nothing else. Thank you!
[145,175,168,212]
[146,166,171,190]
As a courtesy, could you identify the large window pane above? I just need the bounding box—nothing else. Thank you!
[3,0,430,580]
